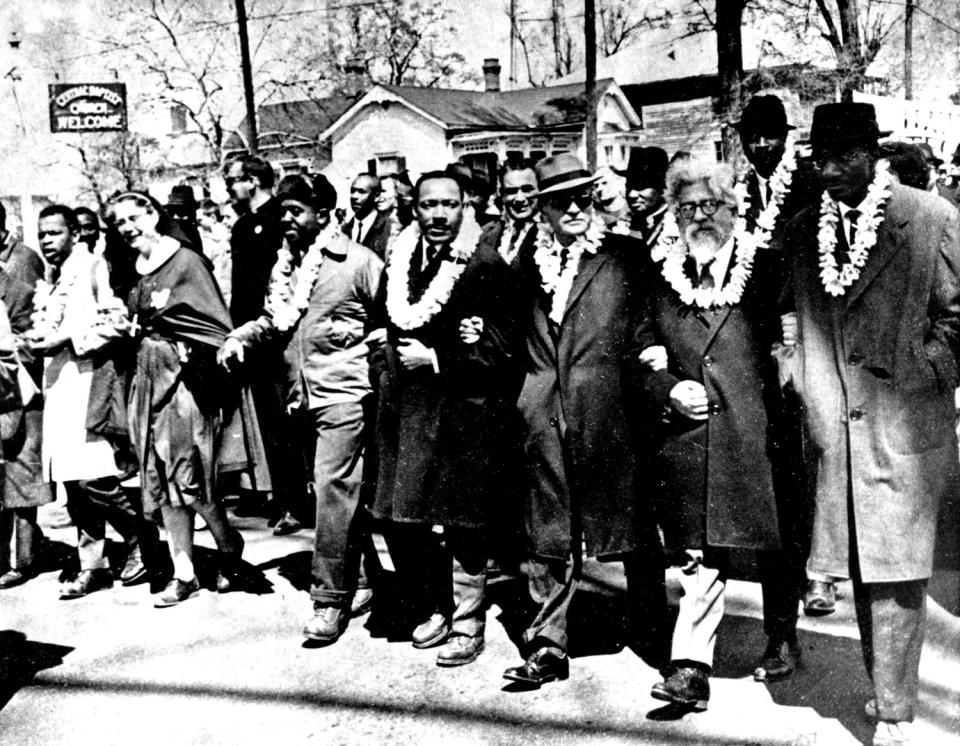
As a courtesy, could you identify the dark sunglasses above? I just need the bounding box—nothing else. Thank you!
[545,191,593,211]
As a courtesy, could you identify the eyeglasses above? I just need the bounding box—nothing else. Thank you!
[545,192,593,211]
[677,199,723,219]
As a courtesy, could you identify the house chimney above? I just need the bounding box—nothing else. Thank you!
[344,55,367,97]
[483,58,501,92]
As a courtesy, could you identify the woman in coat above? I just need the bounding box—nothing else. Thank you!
[108,191,244,608]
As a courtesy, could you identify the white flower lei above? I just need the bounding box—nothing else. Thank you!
[532,216,605,324]
[31,271,77,338]
[264,220,340,332]
[385,218,481,330]
[497,217,534,264]
[816,160,894,297]
[733,137,798,249]
[654,208,760,309]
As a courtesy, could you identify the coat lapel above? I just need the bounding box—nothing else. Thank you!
[562,250,608,322]
[844,192,910,310]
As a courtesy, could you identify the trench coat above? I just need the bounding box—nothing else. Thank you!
[780,184,960,582]
[370,237,525,529]
[636,250,784,552]
[517,231,650,560]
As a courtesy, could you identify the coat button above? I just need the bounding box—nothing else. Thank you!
[703,355,713,367]
[549,416,559,427]
[707,402,721,415]
[848,353,863,365]
[849,408,863,421]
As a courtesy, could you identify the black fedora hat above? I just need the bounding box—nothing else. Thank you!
[614,147,669,191]
[733,95,795,136]
[810,102,892,158]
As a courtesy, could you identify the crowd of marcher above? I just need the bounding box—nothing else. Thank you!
[0,96,957,746]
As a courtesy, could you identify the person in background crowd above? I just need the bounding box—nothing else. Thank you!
[75,207,105,255]
[637,158,795,712]
[0,265,50,589]
[621,146,669,251]
[0,201,44,289]
[225,155,304,535]
[165,185,203,254]
[25,205,149,599]
[477,156,539,269]
[110,191,245,607]
[592,165,629,233]
[779,102,960,746]
[914,142,943,192]
[196,199,233,306]
[880,142,930,191]
[342,173,391,260]
[393,171,416,229]
[221,173,383,643]
[503,154,665,688]
[370,170,524,667]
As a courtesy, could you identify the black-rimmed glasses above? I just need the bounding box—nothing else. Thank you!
[677,199,723,219]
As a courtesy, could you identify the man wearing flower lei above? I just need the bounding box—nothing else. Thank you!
[476,156,539,270]
[368,171,524,668]
[638,158,799,713]
[503,154,666,689]
[220,174,384,644]
[778,103,960,746]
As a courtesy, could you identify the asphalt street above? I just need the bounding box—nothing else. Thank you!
[0,508,957,746]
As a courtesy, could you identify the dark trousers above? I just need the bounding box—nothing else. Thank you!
[757,549,805,643]
[65,476,155,571]
[249,372,306,517]
[308,401,376,606]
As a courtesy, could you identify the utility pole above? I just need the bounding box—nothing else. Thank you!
[904,0,915,100]
[584,0,597,170]
[509,0,517,89]
[235,0,258,153]
[551,0,564,78]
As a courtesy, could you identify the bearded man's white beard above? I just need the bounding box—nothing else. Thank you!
[685,226,728,266]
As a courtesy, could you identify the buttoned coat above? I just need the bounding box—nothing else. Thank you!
[636,251,784,552]
[780,184,960,582]
[517,231,650,560]
[370,238,525,529]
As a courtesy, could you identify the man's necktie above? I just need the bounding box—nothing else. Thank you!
[355,221,363,243]
[846,209,861,247]
[698,259,715,290]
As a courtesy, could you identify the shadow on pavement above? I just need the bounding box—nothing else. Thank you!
[0,631,73,711]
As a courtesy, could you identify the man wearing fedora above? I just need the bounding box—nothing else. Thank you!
[503,153,665,688]
[779,102,960,745]
[621,146,670,252]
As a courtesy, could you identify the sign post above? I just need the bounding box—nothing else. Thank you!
[49,83,127,133]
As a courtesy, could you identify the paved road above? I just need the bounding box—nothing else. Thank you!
[0,511,957,745]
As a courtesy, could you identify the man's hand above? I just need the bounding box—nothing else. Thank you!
[22,330,69,354]
[217,336,245,369]
[669,380,709,421]
[397,338,435,370]
[781,312,799,347]
[459,316,484,345]
[639,345,668,371]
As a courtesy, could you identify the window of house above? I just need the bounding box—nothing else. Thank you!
[368,153,406,176]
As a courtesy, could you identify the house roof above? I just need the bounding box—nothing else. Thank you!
[225,94,357,152]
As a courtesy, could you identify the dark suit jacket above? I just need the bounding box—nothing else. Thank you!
[342,211,393,261]
[743,159,820,239]
[229,197,283,327]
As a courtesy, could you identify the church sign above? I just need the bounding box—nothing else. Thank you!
[49,83,127,133]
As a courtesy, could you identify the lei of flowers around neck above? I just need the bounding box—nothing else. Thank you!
[30,268,78,338]
[385,218,481,330]
[264,219,340,332]
[532,216,605,324]
[816,160,894,297]
[733,136,798,249]
[497,216,533,264]
[654,206,759,309]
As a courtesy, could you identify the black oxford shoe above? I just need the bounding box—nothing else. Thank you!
[651,664,710,711]
[754,638,801,682]
[503,647,569,688]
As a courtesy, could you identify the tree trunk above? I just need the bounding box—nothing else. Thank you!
[716,0,745,164]
[905,0,915,100]
[584,0,597,171]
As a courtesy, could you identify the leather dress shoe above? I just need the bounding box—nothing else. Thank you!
[503,647,569,688]
[119,545,148,586]
[412,613,450,649]
[651,664,710,711]
[350,588,374,617]
[803,579,837,616]
[216,533,245,593]
[154,577,200,607]
[754,638,801,682]
[273,512,302,536]
[873,720,915,745]
[303,604,348,642]
[0,568,35,589]
[60,569,113,599]
[436,633,485,667]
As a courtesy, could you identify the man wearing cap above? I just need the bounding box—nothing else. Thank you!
[503,153,665,688]
[779,102,960,745]
[477,156,539,269]
[622,146,670,251]
[342,173,392,261]
[220,173,384,643]
[369,170,524,667]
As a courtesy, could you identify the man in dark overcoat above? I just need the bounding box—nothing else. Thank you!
[502,154,665,688]
[779,102,960,746]
[370,171,524,667]
[636,158,788,712]
[342,174,393,261]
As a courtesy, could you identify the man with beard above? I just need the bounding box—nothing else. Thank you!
[477,157,539,268]
[636,158,791,712]
[369,171,523,667]
[503,154,665,688]
[225,155,303,535]
[779,103,960,746]
[342,174,392,260]
[622,146,669,251]
[220,174,383,642]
